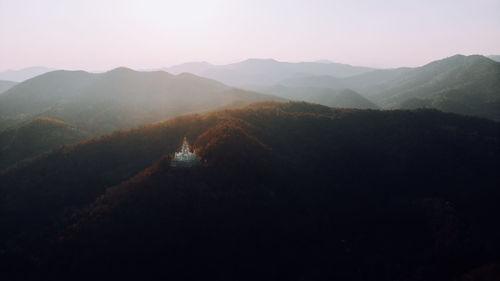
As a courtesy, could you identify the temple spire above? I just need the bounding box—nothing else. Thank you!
[171,137,199,167]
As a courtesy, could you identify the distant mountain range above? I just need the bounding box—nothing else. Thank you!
[269,55,500,120]
[0,66,54,82]
[163,59,374,88]
[0,54,497,170]
[163,55,500,120]
[0,68,283,135]
[5,54,499,120]
[262,85,378,109]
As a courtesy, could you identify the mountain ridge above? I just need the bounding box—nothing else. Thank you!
[274,54,500,120]
[262,85,378,109]
[0,117,88,170]
[164,58,375,87]
[1,101,498,280]
[0,68,283,135]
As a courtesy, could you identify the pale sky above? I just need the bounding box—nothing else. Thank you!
[1,0,499,71]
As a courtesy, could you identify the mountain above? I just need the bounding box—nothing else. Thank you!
[314,59,335,64]
[164,58,375,88]
[0,70,95,120]
[164,61,214,74]
[262,85,378,109]
[0,117,88,170]
[0,101,498,280]
[0,66,54,82]
[0,80,17,94]
[257,67,412,96]
[277,74,347,89]
[365,55,500,117]
[277,55,500,120]
[488,55,500,62]
[0,68,283,135]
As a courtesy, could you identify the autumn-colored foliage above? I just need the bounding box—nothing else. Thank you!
[0,101,499,280]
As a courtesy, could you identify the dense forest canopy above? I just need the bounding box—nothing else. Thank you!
[1,101,498,280]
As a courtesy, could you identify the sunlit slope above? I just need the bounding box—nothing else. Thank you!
[0,68,283,135]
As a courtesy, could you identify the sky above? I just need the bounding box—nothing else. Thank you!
[1,0,499,71]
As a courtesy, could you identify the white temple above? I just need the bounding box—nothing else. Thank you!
[171,137,199,167]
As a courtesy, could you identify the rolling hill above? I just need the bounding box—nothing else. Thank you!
[276,55,500,120]
[0,117,88,170]
[0,80,17,94]
[364,55,500,117]
[164,58,374,88]
[262,85,378,109]
[0,101,498,280]
[0,68,283,135]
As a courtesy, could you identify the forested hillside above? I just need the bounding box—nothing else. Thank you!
[273,55,500,120]
[0,117,88,170]
[1,102,498,281]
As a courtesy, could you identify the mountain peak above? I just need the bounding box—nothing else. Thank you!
[422,54,494,69]
[443,54,490,62]
[107,67,137,73]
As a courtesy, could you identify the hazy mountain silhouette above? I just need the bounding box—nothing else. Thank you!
[164,58,374,88]
[277,55,500,120]
[0,66,54,82]
[0,68,283,135]
[262,85,378,109]
[164,61,214,74]
[277,74,347,88]
[0,117,88,170]
[0,102,498,280]
[0,80,17,94]
[365,55,500,117]
[0,70,95,119]
[277,68,411,93]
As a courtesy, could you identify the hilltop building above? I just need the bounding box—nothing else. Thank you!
[171,137,199,167]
